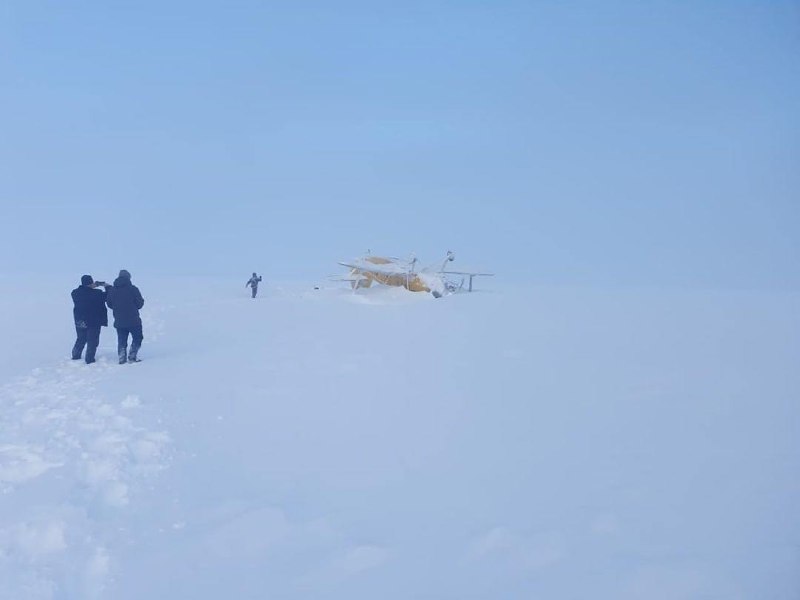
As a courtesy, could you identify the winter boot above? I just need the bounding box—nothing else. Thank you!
[128,344,139,362]
[118,348,127,365]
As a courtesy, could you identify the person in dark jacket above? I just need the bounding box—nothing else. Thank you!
[71,275,110,364]
[106,269,145,364]
[246,272,262,298]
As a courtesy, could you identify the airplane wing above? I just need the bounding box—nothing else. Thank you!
[339,260,410,276]
[330,274,364,282]
[441,271,494,277]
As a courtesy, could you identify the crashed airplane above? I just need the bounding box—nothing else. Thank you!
[337,251,493,298]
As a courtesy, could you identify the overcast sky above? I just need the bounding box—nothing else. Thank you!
[1,1,797,288]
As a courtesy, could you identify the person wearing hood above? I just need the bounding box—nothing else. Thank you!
[106,269,145,364]
[246,272,262,298]
[71,275,110,364]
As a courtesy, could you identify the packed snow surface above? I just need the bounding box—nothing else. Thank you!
[1,277,798,599]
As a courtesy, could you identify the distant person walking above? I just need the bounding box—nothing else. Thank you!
[246,272,262,298]
[71,275,110,364]
[107,269,145,364]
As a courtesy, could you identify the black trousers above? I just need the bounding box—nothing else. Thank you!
[116,324,144,358]
[251,285,258,298]
[72,324,101,363]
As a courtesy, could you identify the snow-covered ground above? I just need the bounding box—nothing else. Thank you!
[1,277,798,599]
